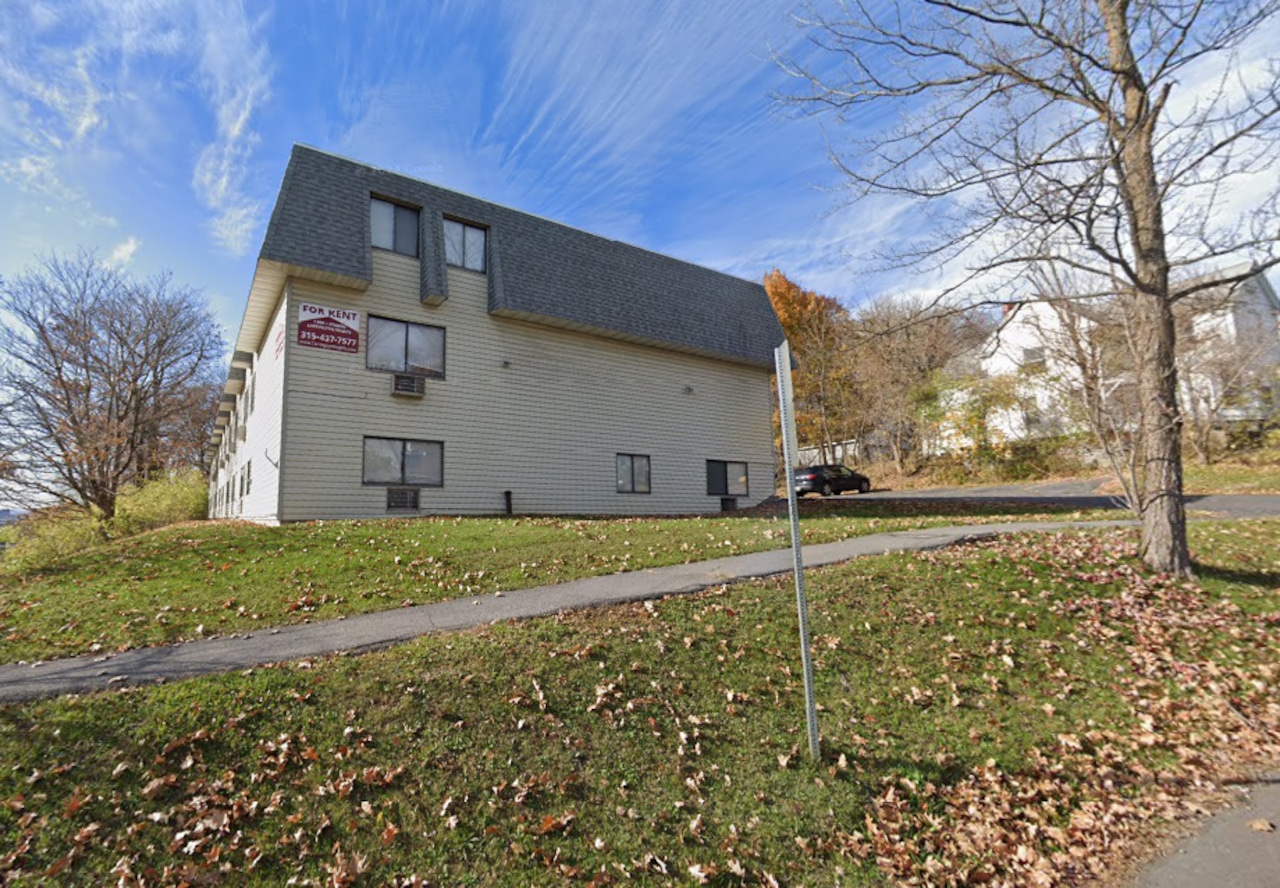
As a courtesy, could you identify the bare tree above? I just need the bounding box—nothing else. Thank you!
[848,296,993,472]
[778,0,1280,574]
[0,252,225,521]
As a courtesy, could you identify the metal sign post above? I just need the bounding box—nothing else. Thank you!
[774,341,820,761]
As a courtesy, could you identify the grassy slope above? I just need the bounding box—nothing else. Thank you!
[0,500,1112,664]
[864,445,1280,495]
[0,521,1276,886]
[1182,459,1280,494]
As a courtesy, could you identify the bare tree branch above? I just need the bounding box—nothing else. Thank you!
[776,0,1280,575]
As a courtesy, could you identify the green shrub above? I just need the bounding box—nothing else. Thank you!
[112,469,208,537]
[996,436,1088,480]
[1,506,104,573]
[909,436,1088,487]
[2,472,208,573]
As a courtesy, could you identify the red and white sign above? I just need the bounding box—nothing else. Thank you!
[298,303,360,354]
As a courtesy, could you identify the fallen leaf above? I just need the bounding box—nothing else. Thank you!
[1247,818,1275,833]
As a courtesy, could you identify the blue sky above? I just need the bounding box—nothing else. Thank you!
[0,0,903,349]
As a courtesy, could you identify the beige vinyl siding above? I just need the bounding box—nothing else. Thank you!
[278,251,775,519]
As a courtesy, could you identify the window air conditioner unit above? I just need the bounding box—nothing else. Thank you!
[386,488,420,511]
[392,373,426,397]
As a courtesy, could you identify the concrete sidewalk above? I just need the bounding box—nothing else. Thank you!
[0,519,1118,704]
[1133,778,1280,888]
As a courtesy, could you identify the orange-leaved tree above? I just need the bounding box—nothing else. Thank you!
[764,270,861,465]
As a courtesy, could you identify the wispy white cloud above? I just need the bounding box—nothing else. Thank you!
[190,1,271,255]
[106,234,141,266]
[0,0,273,257]
[485,2,789,211]
[0,4,113,223]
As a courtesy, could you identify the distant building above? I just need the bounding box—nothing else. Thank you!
[953,267,1280,447]
[206,146,784,522]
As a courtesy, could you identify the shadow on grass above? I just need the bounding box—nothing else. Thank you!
[748,496,1129,520]
[1192,563,1280,589]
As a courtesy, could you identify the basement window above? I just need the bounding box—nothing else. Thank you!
[706,460,748,497]
[386,489,420,511]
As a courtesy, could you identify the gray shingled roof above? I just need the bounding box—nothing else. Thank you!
[258,145,783,367]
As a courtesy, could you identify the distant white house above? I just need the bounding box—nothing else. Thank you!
[946,266,1280,448]
[1175,270,1280,424]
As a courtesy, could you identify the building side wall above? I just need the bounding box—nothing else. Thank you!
[1234,278,1280,365]
[241,296,289,521]
[207,295,289,522]
[277,251,775,520]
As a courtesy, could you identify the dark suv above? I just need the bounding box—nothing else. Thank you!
[794,464,871,497]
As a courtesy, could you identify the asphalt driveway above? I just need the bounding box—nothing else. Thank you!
[845,477,1280,519]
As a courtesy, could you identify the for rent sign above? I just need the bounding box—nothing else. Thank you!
[298,303,360,354]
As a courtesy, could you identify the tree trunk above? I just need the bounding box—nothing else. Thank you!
[1101,0,1192,576]
[1131,292,1192,574]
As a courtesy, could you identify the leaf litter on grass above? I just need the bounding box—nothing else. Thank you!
[0,522,1275,885]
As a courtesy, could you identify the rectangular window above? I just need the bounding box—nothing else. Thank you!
[616,454,651,494]
[366,316,445,377]
[363,437,443,487]
[371,198,419,257]
[706,460,748,497]
[443,219,487,272]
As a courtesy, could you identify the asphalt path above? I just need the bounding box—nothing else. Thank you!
[0,519,1134,704]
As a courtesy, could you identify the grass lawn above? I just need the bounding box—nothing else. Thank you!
[863,444,1280,495]
[0,500,1115,665]
[0,520,1276,885]
[1182,458,1280,494]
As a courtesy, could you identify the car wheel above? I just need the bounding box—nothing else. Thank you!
[859,479,870,494]
[821,482,833,496]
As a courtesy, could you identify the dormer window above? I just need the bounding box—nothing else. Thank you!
[371,198,419,257]
[443,219,486,272]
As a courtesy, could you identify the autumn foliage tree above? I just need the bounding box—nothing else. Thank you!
[0,252,224,521]
[847,296,993,471]
[765,270,860,462]
[766,270,991,471]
